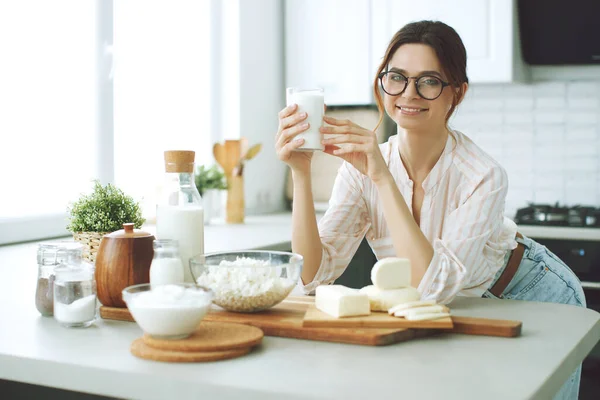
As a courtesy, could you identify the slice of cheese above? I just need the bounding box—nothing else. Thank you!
[393,304,446,317]
[370,257,411,290]
[315,285,370,318]
[405,312,451,321]
[358,285,420,312]
[388,300,437,315]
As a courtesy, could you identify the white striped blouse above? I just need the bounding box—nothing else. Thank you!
[301,130,519,304]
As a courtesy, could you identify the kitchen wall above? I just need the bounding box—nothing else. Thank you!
[450,69,600,218]
[227,0,288,216]
[236,2,600,219]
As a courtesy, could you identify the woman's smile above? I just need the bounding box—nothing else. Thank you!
[397,105,429,116]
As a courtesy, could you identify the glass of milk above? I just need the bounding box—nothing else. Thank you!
[286,87,325,151]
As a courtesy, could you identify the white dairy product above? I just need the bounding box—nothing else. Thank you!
[131,284,211,307]
[388,300,437,315]
[54,294,96,324]
[371,257,411,290]
[286,88,324,151]
[405,312,451,321]
[195,257,295,312]
[150,257,184,288]
[127,285,212,338]
[393,304,446,317]
[156,205,204,283]
[315,285,370,318]
[358,285,420,312]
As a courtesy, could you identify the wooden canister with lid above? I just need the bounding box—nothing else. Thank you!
[95,223,155,308]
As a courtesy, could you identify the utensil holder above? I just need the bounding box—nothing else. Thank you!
[226,175,245,224]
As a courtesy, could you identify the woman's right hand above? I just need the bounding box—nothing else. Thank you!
[275,104,313,173]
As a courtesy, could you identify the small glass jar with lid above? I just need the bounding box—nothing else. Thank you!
[150,239,184,288]
[53,262,97,328]
[35,242,84,317]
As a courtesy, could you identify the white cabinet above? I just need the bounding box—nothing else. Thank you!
[372,0,528,83]
[284,0,373,105]
[285,0,528,106]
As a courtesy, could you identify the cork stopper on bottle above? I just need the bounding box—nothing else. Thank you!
[164,150,195,173]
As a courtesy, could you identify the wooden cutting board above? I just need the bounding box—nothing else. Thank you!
[302,305,522,337]
[100,298,436,346]
[302,305,454,329]
[100,296,522,343]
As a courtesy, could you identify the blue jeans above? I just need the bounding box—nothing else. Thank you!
[483,234,586,400]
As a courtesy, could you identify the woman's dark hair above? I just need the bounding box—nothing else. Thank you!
[373,20,469,131]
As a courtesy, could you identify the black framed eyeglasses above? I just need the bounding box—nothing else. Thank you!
[378,71,450,100]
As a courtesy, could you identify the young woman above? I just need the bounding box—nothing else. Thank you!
[275,20,586,399]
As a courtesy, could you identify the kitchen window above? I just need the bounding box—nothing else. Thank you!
[0,0,221,245]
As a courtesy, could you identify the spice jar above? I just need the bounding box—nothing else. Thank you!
[35,242,84,316]
[53,262,97,328]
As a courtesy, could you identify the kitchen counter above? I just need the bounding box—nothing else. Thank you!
[1,213,600,400]
[518,225,600,241]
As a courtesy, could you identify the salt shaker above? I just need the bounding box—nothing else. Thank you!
[53,262,97,328]
[150,239,185,288]
[35,242,84,317]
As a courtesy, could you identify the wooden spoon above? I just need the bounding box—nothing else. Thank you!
[233,143,262,176]
[213,143,229,174]
[213,140,242,177]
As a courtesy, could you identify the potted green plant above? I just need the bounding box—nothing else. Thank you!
[67,180,145,263]
[195,164,227,224]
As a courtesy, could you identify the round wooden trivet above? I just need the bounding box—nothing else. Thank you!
[130,338,251,363]
[142,321,264,352]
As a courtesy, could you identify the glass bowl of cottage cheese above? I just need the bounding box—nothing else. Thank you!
[189,250,303,313]
[122,283,213,339]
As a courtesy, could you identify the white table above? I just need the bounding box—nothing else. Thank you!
[1,213,599,400]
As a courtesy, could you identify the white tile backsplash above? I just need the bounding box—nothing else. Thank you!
[535,110,567,124]
[567,111,599,125]
[534,82,567,96]
[566,143,598,157]
[535,97,566,109]
[450,80,600,217]
[568,97,599,110]
[504,97,535,110]
[505,112,534,125]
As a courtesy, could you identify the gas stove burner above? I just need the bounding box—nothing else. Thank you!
[515,203,600,228]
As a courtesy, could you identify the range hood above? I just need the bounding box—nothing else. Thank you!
[517,0,600,65]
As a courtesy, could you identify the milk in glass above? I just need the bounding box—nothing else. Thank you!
[286,87,325,151]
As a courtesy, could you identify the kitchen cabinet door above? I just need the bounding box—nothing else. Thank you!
[373,0,528,83]
[285,0,373,105]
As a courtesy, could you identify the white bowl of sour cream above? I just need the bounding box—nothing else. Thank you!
[122,283,213,340]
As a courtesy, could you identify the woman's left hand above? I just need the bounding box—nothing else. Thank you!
[320,116,391,184]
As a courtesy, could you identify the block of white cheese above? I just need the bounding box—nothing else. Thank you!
[358,285,420,312]
[315,285,370,318]
[371,257,411,290]
[393,304,446,317]
[388,300,437,315]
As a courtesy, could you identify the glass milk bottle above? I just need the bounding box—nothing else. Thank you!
[156,150,204,283]
[150,239,184,288]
